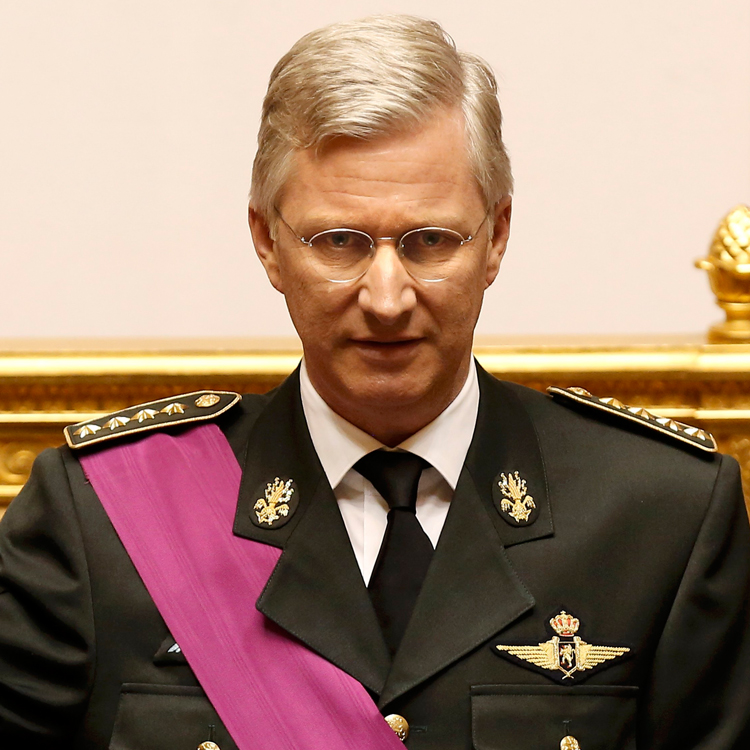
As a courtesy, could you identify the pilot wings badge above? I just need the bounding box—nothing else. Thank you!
[494,610,630,682]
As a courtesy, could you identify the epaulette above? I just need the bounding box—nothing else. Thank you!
[548,386,717,453]
[64,390,241,449]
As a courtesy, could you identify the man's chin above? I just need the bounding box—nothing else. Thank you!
[339,364,446,414]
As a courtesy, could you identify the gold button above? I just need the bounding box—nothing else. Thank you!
[384,714,409,741]
[560,737,580,750]
[198,743,220,750]
[195,394,221,408]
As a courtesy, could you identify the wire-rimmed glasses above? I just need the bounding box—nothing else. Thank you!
[274,209,490,283]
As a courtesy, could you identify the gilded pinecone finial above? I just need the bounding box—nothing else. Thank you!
[696,205,750,342]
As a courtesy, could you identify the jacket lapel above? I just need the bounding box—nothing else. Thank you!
[232,369,390,693]
[231,365,554,703]
[378,365,553,706]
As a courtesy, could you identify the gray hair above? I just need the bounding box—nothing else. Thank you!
[250,15,513,222]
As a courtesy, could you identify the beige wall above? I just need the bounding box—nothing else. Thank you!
[1,0,748,340]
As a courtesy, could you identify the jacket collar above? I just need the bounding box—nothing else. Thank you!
[232,364,551,701]
[465,365,554,548]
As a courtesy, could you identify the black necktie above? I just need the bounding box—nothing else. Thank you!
[354,450,433,656]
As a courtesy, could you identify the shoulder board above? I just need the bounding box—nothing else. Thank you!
[64,390,241,450]
[547,386,717,453]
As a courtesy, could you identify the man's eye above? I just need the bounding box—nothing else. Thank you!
[313,231,372,253]
[419,232,446,247]
[311,230,372,259]
[409,230,455,249]
[328,232,352,248]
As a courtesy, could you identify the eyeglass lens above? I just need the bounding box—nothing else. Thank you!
[307,228,467,282]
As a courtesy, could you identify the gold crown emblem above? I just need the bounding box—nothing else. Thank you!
[550,611,580,636]
[497,609,629,680]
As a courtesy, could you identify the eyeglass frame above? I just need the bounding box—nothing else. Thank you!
[272,207,492,284]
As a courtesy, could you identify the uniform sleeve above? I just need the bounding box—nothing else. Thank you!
[645,455,750,749]
[0,448,95,746]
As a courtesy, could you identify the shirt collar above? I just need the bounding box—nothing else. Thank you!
[299,359,480,491]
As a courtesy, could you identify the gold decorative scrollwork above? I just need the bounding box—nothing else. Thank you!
[0,438,61,517]
[0,441,55,485]
[719,435,750,503]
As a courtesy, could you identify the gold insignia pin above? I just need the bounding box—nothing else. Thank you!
[495,610,629,680]
[74,423,101,438]
[254,477,295,527]
[132,408,158,423]
[497,471,536,524]
[104,416,130,430]
[161,402,186,415]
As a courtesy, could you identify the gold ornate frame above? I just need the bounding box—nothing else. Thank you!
[2,336,750,517]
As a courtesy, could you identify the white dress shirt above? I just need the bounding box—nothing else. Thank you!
[299,360,480,584]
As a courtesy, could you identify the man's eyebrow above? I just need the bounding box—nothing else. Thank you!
[297,214,474,232]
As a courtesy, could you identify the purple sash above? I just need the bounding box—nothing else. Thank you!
[80,423,402,750]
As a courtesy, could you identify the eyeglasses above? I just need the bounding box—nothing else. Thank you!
[274,208,490,283]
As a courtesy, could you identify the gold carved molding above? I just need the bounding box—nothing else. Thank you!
[2,336,750,517]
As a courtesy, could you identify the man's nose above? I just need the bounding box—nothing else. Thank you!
[357,243,417,324]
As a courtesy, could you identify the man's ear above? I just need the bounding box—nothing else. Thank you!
[248,205,284,293]
[484,195,512,288]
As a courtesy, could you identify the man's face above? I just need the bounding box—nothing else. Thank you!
[250,108,511,443]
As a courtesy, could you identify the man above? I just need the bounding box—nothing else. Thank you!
[1,15,749,750]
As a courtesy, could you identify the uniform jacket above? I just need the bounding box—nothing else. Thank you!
[1,366,749,749]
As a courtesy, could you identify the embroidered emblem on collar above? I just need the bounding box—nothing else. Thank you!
[494,610,630,682]
[251,477,298,529]
[493,471,537,525]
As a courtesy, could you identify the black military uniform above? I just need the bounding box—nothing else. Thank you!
[1,366,749,749]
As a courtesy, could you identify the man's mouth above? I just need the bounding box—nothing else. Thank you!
[351,338,424,353]
[353,337,423,346]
